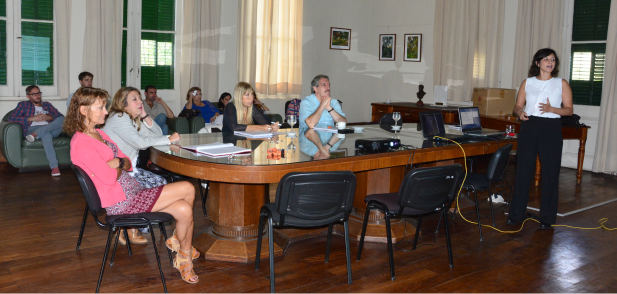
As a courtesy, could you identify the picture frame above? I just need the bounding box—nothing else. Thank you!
[330,27,351,50]
[404,34,422,62]
[379,34,396,61]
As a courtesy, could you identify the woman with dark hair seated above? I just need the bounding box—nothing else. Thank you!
[65,87,200,284]
[223,82,280,132]
[217,92,232,112]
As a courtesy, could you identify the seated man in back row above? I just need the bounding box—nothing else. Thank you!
[299,74,346,129]
[143,85,175,135]
[8,85,65,176]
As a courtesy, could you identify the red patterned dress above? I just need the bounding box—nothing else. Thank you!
[103,139,164,215]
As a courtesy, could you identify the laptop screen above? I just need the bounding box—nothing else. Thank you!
[420,112,446,138]
[458,107,482,132]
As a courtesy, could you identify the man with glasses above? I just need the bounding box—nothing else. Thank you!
[8,85,65,176]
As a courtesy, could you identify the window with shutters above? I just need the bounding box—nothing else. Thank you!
[569,0,610,106]
[121,0,176,90]
[0,0,56,96]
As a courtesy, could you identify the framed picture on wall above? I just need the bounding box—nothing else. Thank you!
[404,34,422,62]
[330,27,351,50]
[379,34,396,61]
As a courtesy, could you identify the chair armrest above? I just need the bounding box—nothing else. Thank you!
[189,116,206,133]
[266,113,283,124]
[0,121,23,167]
[167,117,189,134]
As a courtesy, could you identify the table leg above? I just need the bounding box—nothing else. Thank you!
[192,182,283,263]
[577,138,586,185]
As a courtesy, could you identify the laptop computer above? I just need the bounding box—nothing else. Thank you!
[458,107,506,137]
[419,111,470,142]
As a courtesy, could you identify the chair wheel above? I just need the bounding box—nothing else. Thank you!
[109,262,114,267]
[391,277,396,281]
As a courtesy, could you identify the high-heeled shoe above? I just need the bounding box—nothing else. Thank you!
[165,230,199,260]
[174,249,199,284]
[118,228,148,245]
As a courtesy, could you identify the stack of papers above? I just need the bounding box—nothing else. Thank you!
[234,131,286,138]
[313,126,338,133]
[180,142,251,158]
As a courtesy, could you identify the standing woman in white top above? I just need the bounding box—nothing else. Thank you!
[508,48,573,229]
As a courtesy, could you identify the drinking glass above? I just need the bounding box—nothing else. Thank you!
[392,112,401,126]
[287,115,297,134]
[506,125,515,137]
[392,112,401,133]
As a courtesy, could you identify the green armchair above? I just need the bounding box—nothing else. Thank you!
[166,117,190,134]
[0,111,72,171]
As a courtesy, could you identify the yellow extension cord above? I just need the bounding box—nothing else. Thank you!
[433,136,616,232]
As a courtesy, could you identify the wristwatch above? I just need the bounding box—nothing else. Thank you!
[327,108,334,113]
[117,157,125,169]
[140,114,150,121]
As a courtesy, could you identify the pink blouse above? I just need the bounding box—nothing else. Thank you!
[71,130,133,208]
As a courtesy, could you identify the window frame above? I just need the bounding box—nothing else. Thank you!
[563,0,609,106]
[123,0,181,100]
[0,0,58,98]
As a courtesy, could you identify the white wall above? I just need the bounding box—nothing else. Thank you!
[302,0,436,123]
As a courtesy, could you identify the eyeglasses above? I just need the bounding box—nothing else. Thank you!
[28,92,42,96]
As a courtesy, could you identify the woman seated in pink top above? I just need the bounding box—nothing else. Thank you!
[64,87,199,284]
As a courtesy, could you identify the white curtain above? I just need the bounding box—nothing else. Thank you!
[434,0,504,102]
[55,0,71,98]
[473,0,504,88]
[592,1,617,175]
[511,0,564,87]
[238,0,303,96]
[82,0,123,96]
[180,0,221,101]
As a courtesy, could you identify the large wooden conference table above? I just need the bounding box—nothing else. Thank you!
[151,125,516,263]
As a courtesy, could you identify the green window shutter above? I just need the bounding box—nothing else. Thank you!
[0,20,6,85]
[141,32,174,89]
[21,21,54,86]
[572,0,611,41]
[142,0,174,31]
[0,0,6,17]
[569,43,605,106]
[121,30,127,87]
[21,0,54,21]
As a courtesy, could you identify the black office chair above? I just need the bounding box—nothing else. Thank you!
[198,179,209,216]
[462,143,512,242]
[76,150,186,250]
[255,171,357,293]
[356,164,465,281]
[72,165,174,293]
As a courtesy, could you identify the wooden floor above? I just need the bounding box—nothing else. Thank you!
[1,160,617,293]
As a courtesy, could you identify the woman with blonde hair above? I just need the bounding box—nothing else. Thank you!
[102,87,182,245]
[65,87,199,284]
[222,82,280,132]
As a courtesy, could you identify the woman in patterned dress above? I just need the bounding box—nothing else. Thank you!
[102,87,181,244]
[65,87,199,284]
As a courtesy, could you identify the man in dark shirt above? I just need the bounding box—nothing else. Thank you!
[8,85,65,176]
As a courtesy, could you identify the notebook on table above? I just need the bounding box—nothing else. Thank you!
[419,111,470,142]
[458,107,506,137]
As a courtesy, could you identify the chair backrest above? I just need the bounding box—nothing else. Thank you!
[485,143,513,183]
[275,171,356,226]
[72,164,105,218]
[396,164,465,214]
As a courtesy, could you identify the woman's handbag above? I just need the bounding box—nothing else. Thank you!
[179,108,201,120]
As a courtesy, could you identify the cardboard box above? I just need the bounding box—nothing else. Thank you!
[472,88,517,116]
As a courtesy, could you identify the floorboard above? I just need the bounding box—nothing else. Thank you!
[1,161,616,292]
